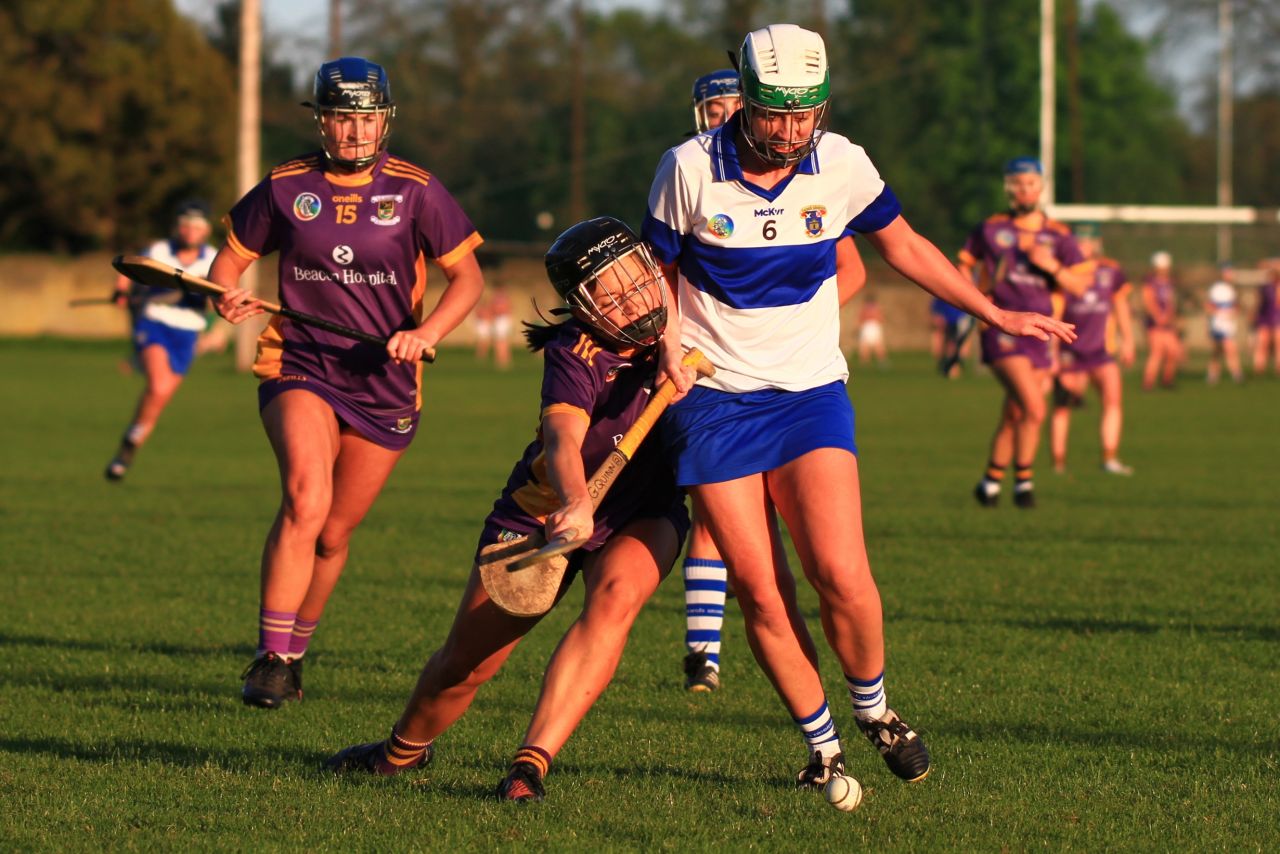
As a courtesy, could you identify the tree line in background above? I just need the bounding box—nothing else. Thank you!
[2,0,1277,255]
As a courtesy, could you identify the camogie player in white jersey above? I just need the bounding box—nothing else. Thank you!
[644,24,1073,790]
[679,67,867,694]
[104,201,217,481]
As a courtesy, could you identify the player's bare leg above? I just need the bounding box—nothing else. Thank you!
[692,477,847,778]
[288,430,406,675]
[1223,338,1243,383]
[1143,330,1171,390]
[520,518,677,757]
[1051,371,1087,473]
[105,345,183,480]
[768,447,930,781]
[241,391,342,706]
[978,356,1046,506]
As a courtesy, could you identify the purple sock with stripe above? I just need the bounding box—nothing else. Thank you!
[258,608,295,658]
[288,617,319,659]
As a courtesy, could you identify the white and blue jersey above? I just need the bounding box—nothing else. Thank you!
[130,241,215,375]
[644,116,898,484]
[643,113,900,394]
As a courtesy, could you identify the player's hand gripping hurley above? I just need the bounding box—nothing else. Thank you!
[480,348,715,618]
[111,255,436,362]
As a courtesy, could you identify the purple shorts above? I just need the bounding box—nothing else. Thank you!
[1058,348,1113,373]
[980,327,1051,370]
[257,374,419,452]
[475,501,691,572]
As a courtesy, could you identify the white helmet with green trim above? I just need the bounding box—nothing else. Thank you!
[738,24,830,167]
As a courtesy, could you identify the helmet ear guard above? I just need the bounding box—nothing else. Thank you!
[544,217,669,350]
[305,57,396,170]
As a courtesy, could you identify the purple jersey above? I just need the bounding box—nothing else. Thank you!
[1062,257,1130,359]
[1255,281,1279,328]
[959,213,1083,315]
[226,151,482,410]
[487,322,684,552]
[1143,274,1175,330]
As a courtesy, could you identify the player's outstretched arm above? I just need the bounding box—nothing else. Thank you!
[864,215,1076,344]
[541,411,594,545]
[655,260,693,399]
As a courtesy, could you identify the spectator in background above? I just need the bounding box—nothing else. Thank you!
[857,293,889,367]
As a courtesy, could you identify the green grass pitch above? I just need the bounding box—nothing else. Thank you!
[1,339,1276,850]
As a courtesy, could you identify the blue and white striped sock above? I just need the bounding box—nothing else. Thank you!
[847,671,887,721]
[794,700,843,760]
[683,557,726,669]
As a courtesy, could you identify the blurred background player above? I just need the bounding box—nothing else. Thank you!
[856,292,889,367]
[1204,263,1243,385]
[961,157,1091,509]
[647,24,1073,789]
[325,218,689,802]
[1049,223,1135,476]
[1141,251,1182,390]
[474,282,513,369]
[677,65,867,694]
[104,200,216,481]
[209,57,485,708]
[1252,259,1280,375]
[930,296,972,378]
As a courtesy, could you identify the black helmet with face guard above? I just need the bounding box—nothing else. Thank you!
[303,57,396,170]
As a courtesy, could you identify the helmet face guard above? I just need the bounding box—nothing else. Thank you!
[305,57,396,171]
[738,26,831,167]
[545,218,668,350]
[692,69,742,133]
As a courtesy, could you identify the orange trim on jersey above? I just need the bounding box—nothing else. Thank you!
[511,451,559,521]
[386,158,432,181]
[324,170,374,187]
[1051,292,1066,319]
[983,212,1013,225]
[382,166,431,186]
[252,316,286,379]
[272,168,315,180]
[225,228,261,261]
[436,231,484,269]
[271,159,321,179]
[272,155,321,171]
[411,251,428,411]
[542,403,591,423]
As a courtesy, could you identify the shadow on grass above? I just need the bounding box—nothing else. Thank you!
[0,735,329,773]
[0,631,256,660]
[943,719,1280,756]
[900,614,1280,642]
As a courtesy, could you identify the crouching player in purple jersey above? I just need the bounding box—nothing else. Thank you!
[1049,223,1136,476]
[678,67,867,695]
[325,218,691,802]
[206,58,485,708]
[962,158,1093,509]
[646,25,1074,791]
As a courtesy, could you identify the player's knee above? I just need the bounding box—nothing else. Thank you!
[806,560,876,608]
[585,575,649,625]
[314,528,351,560]
[279,487,331,535]
[1053,380,1084,409]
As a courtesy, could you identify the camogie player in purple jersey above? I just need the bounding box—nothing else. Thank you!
[325,217,691,802]
[1251,260,1280,375]
[1141,251,1182,390]
[961,158,1092,509]
[1049,224,1136,476]
[207,58,485,708]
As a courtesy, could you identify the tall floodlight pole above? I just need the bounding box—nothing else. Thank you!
[1040,0,1056,207]
[1217,0,1234,262]
[568,0,587,223]
[329,0,343,57]
[235,0,263,372]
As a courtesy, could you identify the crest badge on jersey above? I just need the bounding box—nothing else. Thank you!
[371,194,403,226]
[707,214,734,239]
[392,416,413,434]
[994,228,1016,249]
[801,205,827,238]
[293,193,322,221]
